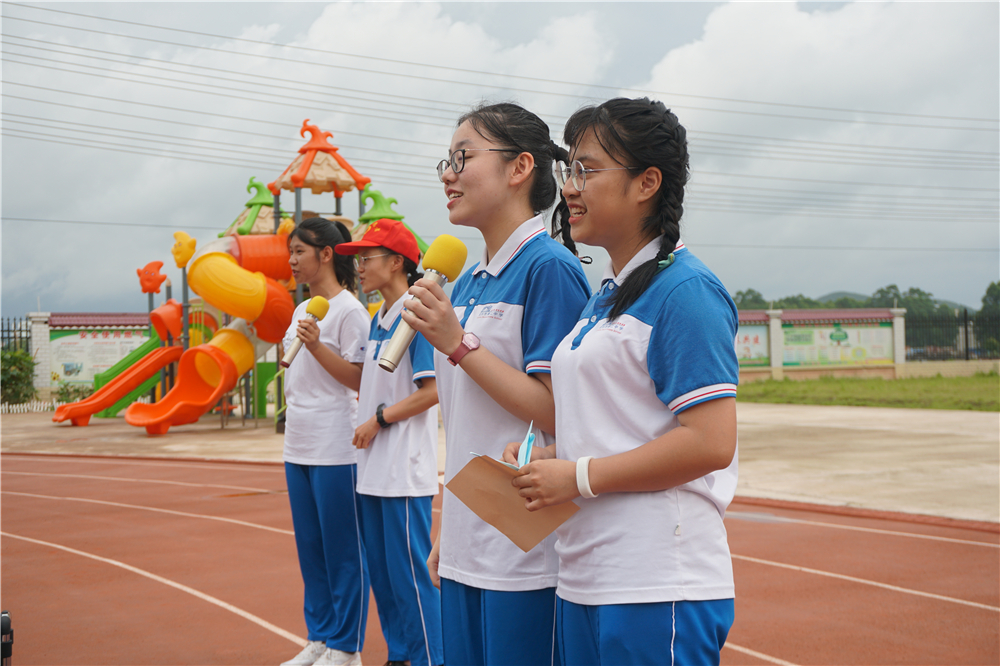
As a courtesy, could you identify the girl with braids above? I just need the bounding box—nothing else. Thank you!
[505,98,739,666]
[334,219,444,666]
[281,217,371,666]
[402,102,591,666]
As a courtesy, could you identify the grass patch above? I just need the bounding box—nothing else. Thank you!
[737,372,999,411]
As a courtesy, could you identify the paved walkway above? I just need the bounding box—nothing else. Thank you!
[3,402,998,523]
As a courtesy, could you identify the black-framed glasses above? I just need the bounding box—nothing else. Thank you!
[436,148,518,181]
[556,159,641,192]
[353,253,393,270]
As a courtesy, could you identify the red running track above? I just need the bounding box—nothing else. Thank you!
[1,453,997,665]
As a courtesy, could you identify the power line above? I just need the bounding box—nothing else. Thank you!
[1,131,442,190]
[12,35,996,160]
[2,35,474,122]
[0,101,443,162]
[1,117,441,177]
[4,10,997,132]
[11,47,995,171]
[5,215,994,253]
[3,83,448,148]
[694,170,999,193]
[8,2,999,125]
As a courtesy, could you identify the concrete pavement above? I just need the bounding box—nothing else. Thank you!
[2,402,997,523]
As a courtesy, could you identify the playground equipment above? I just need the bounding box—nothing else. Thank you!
[124,233,295,434]
[55,119,397,435]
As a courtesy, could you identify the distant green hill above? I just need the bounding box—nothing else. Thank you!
[818,291,869,303]
[817,291,975,313]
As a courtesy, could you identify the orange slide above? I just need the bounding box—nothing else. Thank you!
[124,234,294,435]
[52,346,183,427]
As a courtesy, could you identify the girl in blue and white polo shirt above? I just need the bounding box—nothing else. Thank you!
[335,219,444,666]
[402,103,591,666]
[506,98,740,666]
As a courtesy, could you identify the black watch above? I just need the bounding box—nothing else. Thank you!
[375,403,390,429]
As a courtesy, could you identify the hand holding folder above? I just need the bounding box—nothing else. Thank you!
[445,422,579,552]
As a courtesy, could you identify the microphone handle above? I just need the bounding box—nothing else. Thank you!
[378,270,448,373]
[280,313,319,367]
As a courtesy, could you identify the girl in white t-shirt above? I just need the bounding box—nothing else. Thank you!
[402,103,591,666]
[505,99,740,666]
[334,218,443,666]
[281,217,372,666]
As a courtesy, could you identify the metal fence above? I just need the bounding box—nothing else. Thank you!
[1,317,31,354]
[906,310,1000,361]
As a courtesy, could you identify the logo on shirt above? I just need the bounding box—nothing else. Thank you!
[597,320,627,335]
[477,304,506,321]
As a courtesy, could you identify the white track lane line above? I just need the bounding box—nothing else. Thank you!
[1,453,285,474]
[724,642,799,665]
[783,517,998,548]
[3,470,275,493]
[1,531,306,648]
[733,554,1000,612]
[727,512,999,548]
[3,491,294,535]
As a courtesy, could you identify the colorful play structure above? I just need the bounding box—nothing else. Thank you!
[53,120,426,435]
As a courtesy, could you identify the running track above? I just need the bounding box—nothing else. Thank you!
[2,453,997,665]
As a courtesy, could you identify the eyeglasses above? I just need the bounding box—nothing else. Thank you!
[556,160,641,192]
[353,253,393,270]
[436,148,518,182]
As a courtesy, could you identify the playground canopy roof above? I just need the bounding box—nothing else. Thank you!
[268,120,371,197]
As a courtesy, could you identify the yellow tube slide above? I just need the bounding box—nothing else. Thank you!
[187,252,268,322]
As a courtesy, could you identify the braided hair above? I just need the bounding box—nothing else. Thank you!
[564,97,689,320]
[288,217,358,291]
[458,102,580,257]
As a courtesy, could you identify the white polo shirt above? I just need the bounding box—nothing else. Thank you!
[282,292,370,466]
[436,215,591,592]
[356,293,438,498]
[550,239,740,606]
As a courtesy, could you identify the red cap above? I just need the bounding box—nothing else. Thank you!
[334,218,420,265]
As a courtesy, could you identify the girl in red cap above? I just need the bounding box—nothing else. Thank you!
[336,219,444,666]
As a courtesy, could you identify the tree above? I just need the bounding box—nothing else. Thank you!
[976,282,1000,355]
[775,294,826,309]
[1,348,37,404]
[733,289,769,310]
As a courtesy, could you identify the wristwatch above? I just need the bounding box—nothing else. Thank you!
[447,332,481,366]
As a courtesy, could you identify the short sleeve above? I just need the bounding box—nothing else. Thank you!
[648,277,739,413]
[338,304,371,363]
[522,256,591,374]
[408,332,436,384]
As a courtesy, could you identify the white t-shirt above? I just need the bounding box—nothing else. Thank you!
[551,239,740,606]
[435,216,591,591]
[356,293,439,498]
[282,291,370,466]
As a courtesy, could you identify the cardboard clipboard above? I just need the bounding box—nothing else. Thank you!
[445,454,579,553]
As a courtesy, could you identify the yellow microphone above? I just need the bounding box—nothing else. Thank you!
[281,296,331,368]
[378,235,468,372]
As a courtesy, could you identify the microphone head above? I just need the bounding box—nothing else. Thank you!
[422,234,468,283]
[305,296,330,320]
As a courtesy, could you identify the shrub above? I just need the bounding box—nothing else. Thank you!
[56,382,94,403]
[1,348,38,404]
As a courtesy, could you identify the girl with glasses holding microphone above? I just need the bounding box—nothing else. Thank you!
[334,219,444,666]
[505,98,740,666]
[402,103,591,666]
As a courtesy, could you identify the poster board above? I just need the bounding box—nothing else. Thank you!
[782,323,893,366]
[50,329,152,384]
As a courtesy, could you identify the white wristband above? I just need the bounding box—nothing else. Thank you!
[576,456,597,499]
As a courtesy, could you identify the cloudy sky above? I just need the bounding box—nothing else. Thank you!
[2,1,997,319]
